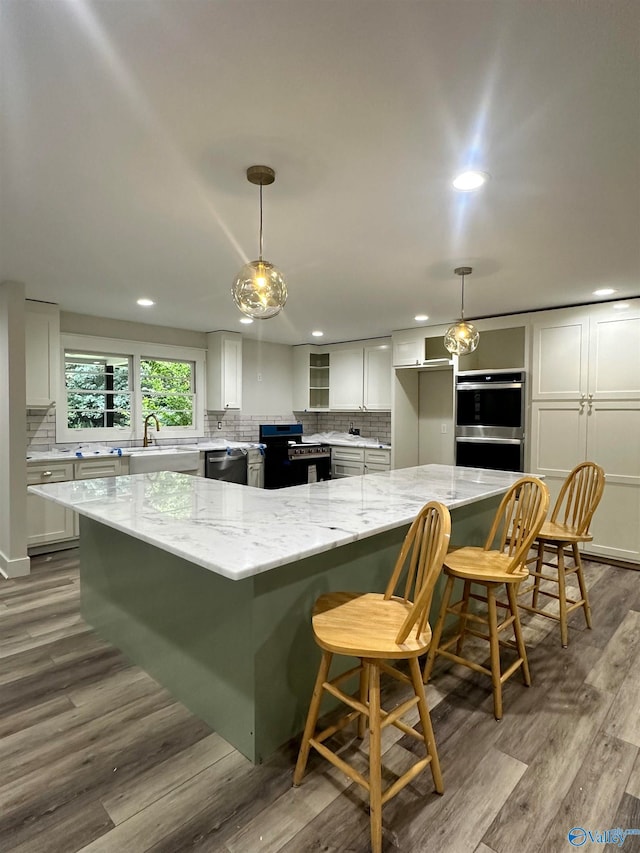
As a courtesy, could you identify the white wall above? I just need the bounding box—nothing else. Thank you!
[241,338,294,414]
[0,281,30,577]
[61,312,207,348]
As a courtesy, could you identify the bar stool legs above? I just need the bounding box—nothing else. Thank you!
[423,578,531,721]
[521,539,594,648]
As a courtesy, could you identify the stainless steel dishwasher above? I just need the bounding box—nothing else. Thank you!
[204,448,248,484]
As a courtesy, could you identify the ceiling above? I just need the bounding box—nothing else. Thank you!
[2,0,639,346]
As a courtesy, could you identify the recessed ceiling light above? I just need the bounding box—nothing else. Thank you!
[414,314,429,322]
[311,330,324,337]
[593,288,617,296]
[239,317,254,324]
[452,170,489,191]
[613,302,630,310]
[136,298,155,307]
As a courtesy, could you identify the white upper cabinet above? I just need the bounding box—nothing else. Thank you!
[588,307,640,399]
[25,301,60,408]
[293,345,329,411]
[532,301,640,401]
[294,340,391,412]
[363,345,392,410]
[531,308,590,399]
[329,349,364,410]
[392,330,424,366]
[206,331,242,410]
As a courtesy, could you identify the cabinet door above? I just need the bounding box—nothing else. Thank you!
[531,310,589,400]
[27,463,76,547]
[392,331,424,367]
[584,401,640,562]
[529,401,587,479]
[329,349,364,410]
[248,462,264,489]
[363,346,391,410]
[206,332,242,410]
[364,463,390,474]
[25,302,60,408]
[331,460,364,478]
[588,308,640,400]
[222,337,242,409]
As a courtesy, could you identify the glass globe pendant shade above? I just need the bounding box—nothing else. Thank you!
[444,320,479,356]
[232,259,287,320]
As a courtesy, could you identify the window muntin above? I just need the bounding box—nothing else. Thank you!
[65,352,132,430]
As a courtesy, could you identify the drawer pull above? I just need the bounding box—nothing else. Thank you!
[42,470,53,478]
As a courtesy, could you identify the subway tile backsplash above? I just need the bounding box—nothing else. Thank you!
[27,408,391,453]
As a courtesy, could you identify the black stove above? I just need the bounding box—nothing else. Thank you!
[259,424,331,489]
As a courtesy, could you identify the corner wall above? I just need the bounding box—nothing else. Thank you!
[0,282,30,577]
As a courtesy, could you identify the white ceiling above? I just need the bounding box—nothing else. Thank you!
[2,0,639,345]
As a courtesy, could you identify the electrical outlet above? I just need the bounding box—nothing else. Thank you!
[217,421,223,430]
[257,373,262,382]
[441,423,447,434]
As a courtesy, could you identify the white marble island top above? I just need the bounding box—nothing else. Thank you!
[29,464,523,581]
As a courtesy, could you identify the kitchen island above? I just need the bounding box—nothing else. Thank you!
[29,464,523,762]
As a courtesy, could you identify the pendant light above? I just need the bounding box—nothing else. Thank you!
[231,165,287,320]
[444,266,479,355]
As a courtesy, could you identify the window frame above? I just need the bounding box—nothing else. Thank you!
[57,334,205,444]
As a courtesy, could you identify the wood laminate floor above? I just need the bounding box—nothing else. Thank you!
[1,549,639,853]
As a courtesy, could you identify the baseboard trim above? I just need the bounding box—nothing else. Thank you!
[0,550,31,579]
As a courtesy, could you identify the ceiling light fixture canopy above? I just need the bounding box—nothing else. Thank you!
[444,266,479,355]
[232,165,287,320]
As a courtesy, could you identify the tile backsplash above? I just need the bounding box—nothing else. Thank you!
[27,408,391,453]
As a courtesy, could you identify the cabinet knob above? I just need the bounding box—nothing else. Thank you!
[42,470,53,478]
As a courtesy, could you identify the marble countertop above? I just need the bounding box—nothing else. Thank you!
[303,432,391,449]
[29,464,523,581]
[26,440,262,462]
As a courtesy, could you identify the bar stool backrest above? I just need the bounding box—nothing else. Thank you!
[550,461,605,536]
[383,501,451,645]
[484,476,549,572]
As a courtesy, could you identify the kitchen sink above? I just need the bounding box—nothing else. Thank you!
[128,448,200,474]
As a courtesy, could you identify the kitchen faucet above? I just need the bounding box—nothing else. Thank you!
[143,413,160,447]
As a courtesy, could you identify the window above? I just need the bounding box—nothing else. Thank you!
[57,335,205,443]
[140,358,194,426]
[65,352,132,430]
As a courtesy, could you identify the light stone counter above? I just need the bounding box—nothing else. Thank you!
[29,463,523,763]
[29,464,522,580]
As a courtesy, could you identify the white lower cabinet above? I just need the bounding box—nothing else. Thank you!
[247,449,264,488]
[27,462,76,547]
[27,456,129,550]
[331,447,364,478]
[330,446,391,479]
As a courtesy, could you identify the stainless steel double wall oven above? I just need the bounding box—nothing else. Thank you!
[455,370,526,472]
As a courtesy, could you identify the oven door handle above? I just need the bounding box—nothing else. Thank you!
[456,382,523,391]
[455,437,523,445]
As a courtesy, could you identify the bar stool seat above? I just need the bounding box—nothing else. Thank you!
[423,477,549,722]
[293,501,451,853]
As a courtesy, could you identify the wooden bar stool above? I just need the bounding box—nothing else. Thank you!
[518,461,605,647]
[293,501,451,853]
[423,477,549,721]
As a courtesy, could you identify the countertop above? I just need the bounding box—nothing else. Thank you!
[26,441,262,463]
[303,432,391,449]
[29,464,522,581]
